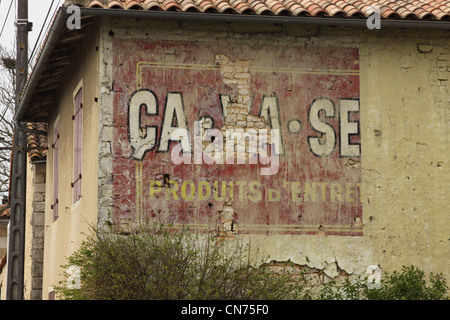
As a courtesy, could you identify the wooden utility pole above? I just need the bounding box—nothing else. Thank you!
[6,0,29,300]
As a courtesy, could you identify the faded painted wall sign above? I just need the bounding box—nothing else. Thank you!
[112,39,362,236]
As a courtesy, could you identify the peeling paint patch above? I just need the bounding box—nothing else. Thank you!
[365,265,382,289]
[262,260,351,285]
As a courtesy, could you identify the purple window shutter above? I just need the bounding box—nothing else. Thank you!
[52,123,60,222]
[73,88,83,203]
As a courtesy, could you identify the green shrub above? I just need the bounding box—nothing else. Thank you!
[365,265,448,300]
[55,224,448,300]
[55,224,308,300]
[317,265,448,300]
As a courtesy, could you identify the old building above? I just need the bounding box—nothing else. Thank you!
[1,0,449,299]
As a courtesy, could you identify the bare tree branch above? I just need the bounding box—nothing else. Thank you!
[0,45,16,200]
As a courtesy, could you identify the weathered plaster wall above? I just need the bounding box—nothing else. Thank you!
[24,162,46,300]
[97,17,449,284]
[359,32,449,278]
[97,21,115,230]
[42,23,100,299]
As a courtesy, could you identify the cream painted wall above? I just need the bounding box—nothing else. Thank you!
[42,23,100,299]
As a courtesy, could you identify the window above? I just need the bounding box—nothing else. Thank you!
[72,87,82,203]
[51,122,60,221]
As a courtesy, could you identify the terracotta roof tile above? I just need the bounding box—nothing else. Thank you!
[212,0,235,12]
[0,204,10,218]
[26,123,48,162]
[64,0,450,20]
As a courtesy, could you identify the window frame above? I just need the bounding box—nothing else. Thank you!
[72,83,83,204]
[51,120,60,222]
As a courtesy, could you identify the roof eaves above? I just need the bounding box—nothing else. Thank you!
[76,6,450,29]
[66,0,450,21]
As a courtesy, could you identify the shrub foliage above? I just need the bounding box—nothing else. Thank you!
[56,224,306,300]
[56,224,448,300]
[317,265,448,300]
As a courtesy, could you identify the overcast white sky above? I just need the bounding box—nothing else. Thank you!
[0,1,65,197]
[0,0,64,61]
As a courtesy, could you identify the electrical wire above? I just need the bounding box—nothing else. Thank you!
[1,0,64,103]
[16,0,60,94]
[27,0,55,69]
[0,0,14,40]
